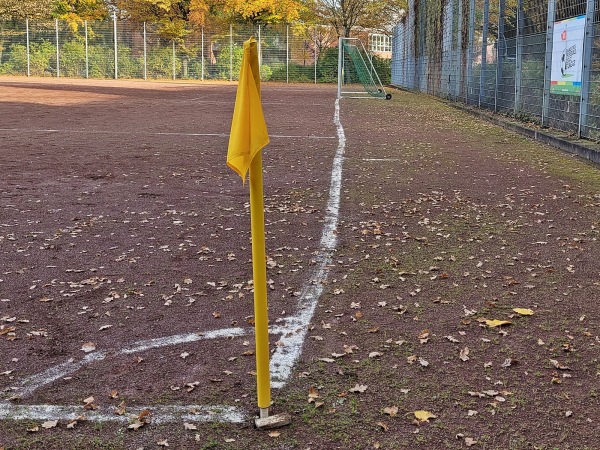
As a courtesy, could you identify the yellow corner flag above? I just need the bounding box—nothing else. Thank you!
[227,37,270,181]
[227,37,271,415]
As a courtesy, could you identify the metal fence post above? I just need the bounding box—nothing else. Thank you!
[495,0,505,112]
[456,0,463,101]
[337,37,343,98]
[479,0,489,107]
[418,0,426,91]
[26,17,30,77]
[408,0,415,89]
[172,40,176,80]
[578,0,595,138]
[466,0,475,104]
[229,23,233,82]
[84,20,89,78]
[258,24,262,67]
[314,27,318,84]
[201,26,204,81]
[143,22,147,80]
[113,12,118,79]
[443,0,454,97]
[55,19,60,78]
[514,0,523,114]
[541,0,556,127]
[286,24,289,83]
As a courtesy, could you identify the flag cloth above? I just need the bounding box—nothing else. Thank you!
[226,37,269,181]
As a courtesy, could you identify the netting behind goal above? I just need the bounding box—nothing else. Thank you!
[337,37,390,100]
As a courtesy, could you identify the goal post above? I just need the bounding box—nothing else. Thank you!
[337,37,392,100]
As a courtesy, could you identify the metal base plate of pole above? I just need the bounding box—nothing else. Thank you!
[254,408,291,430]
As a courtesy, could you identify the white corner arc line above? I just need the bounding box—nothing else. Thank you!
[269,98,345,388]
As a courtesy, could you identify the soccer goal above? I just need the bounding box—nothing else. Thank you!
[337,37,392,100]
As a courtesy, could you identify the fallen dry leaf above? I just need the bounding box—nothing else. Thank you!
[138,409,151,422]
[484,319,511,328]
[127,421,145,430]
[414,410,436,422]
[80,342,96,353]
[459,347,470,362]
[465,437,478,446]
[308,386,320,403]
[383,406,398,417]
[184,422,197,430]
[41,420,58,429]
[376,421,388,431]
[349,384,368,393]
[513,308,534,316]
[550,359,570,370]
[268,431,281,438]
[157,439,169,447]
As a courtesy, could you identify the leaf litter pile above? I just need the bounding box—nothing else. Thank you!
[0,80,599,449]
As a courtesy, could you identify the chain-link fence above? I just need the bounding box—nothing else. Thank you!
[392,0,600,140]
[0,18,391,85]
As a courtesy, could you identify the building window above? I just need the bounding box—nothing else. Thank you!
[370,34,391,53]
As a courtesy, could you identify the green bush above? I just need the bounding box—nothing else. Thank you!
[60,39,85,77]
[316,47,338,83]
[0,41,55,76]
[116,45,142,78]
[269,61,314,82]
[372,55,391,85]
[260,64,272,81]
[215,43,243,80]
[87,44,114,78]
[145,45,181,79]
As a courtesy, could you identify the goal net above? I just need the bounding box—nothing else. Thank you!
[337,37,391,100]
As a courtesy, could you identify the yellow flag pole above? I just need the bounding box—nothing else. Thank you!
[249,151,271,416]
[227,37,289,427]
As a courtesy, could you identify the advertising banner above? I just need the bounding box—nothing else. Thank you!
[551,15,586,96]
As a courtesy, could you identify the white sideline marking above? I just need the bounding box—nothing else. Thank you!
[0,98,346,422]
[0,128,335,140]
[269,98,345,388]
[0,404,245,424]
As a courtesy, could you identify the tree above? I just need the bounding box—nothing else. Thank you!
[116,0,192,39]
[310,0,406,37]
[116,0,304,39]
[52,0,109,31]
[0,0,54,20]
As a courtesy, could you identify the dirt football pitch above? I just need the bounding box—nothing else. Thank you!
[0,77,599,449]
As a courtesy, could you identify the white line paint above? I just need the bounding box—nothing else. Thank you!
[0,128,335,140]
[269,98,345,388]
[0,403,246,424]
[118,327,247,355]
[361,158,404,161]
[8,352,108,400]
[7,328,248,400]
